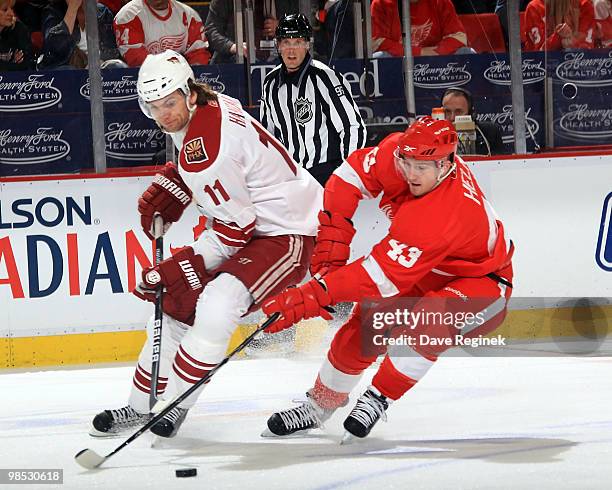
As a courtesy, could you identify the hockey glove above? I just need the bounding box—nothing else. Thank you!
[133,247,209,326]
[262,279,333,333]
[310,210,356,277]
[138,163,192,240]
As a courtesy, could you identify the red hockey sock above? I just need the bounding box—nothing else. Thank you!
[371,356,418,401]
[310,375,350,410]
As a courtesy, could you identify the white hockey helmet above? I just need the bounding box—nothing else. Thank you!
[137,50,195,118]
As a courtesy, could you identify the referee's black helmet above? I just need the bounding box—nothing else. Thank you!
[275,13,312,41]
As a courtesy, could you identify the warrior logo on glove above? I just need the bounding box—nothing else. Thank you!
[145,270,162,285]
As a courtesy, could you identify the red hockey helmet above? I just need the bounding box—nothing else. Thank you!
[395,116,458,161]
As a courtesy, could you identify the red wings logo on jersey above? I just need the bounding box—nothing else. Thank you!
[411,20,433,46]
[147,34,187,54]
[184,137,209,165]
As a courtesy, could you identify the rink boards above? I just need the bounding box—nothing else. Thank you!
[1,153,611,368]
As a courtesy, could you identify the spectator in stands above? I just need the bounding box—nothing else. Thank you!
[0,0,34,71]
[322,0,355,60]
[371,0,470,56]
[114,0,210,67]
[205,0,299,64]
[495,0,530,47]
[524,0,596,51]
[453,0,497,14]
[14,0,45,33]
[441,87,505,156]
[37,0,120,69]
[594,0,612,47]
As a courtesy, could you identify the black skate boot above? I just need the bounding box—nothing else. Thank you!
[150,407,188,438]
[263,393,332,437]
[90,406,151,437]
[342,387,389,443]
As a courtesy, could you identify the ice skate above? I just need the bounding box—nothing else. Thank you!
[90,405,151,437]
[341,387,389,443]
[150,407,188,438]
[262,393,332,437]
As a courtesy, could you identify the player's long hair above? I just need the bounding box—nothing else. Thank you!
[188,80,218,106]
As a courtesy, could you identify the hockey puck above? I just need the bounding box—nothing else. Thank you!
[175,468,197,478]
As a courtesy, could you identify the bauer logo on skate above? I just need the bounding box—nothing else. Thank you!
[556,52,612,87]
[558,104,612,140]
[79,75,138,102]
[105,122,164,161]
[483,59,545,86]
[413,62,471,89]
[0,74,61,112]
[0,128,70,164]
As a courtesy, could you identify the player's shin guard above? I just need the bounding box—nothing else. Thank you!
[311,356,364,409]
[128,315,187,413]
[150,335,222,438]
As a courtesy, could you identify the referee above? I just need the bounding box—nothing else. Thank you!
[260,14,366,186]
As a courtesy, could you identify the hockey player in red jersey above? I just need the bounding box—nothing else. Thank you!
[262,116,514,440]
[90,50,322,438]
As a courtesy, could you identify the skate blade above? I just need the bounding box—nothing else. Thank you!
[88,427,124,438]
[340,431,356,445]
[260,427,312,438]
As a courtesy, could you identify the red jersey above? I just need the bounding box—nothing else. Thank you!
[114,0,210,67]
[321,133,513,302]
[524,0,595,51]
[371,0,468,56]
[594,0,612,47]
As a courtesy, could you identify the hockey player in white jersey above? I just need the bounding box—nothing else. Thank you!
[90,50,322,438]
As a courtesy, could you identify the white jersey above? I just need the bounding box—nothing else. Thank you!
[173,94,322,260]
[114,0,209,66]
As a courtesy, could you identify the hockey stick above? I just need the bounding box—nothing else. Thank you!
[149,215,164,410]
[75,312,280,470]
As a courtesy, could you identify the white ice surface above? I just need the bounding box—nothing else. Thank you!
[1,355,611,489]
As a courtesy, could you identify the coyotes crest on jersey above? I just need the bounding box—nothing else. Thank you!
[184,137,209,165]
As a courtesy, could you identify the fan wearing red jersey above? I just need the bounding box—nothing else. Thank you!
[371,0,469,56]
[262,116,514,441]
[524,0,596,51]
[113,0,210,66]
[89,50,322,439]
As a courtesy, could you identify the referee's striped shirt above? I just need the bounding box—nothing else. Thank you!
[260,54,366,175]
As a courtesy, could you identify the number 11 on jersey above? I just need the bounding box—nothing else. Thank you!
[203,179,230,205]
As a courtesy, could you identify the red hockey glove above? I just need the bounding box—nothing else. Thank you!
[138,163,192,240]
[133,247,209,326]
[310,210,356,277]
[262,280,333,333]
